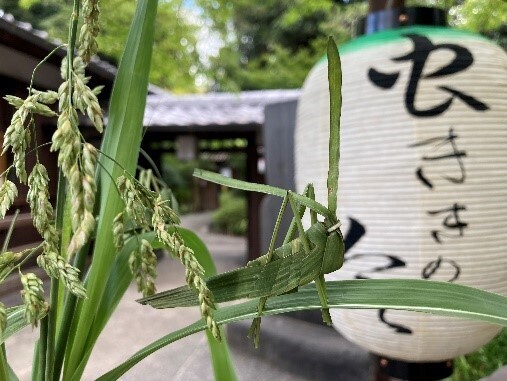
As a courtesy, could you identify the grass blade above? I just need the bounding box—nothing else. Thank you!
[194,169,334,221]
[178,228,237,381]
[326,36,342,216]
[97,279,507,380]
[1,307,31,345]
[63,0,158,378]
[6,362,19,381]
[31,342,40,381]
[70,227,236,381]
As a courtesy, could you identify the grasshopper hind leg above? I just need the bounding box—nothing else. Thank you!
[247,192,289,347]
[248,185,313,347]
[307,185,333,326]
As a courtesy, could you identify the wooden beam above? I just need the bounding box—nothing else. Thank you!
[369,0,405,12]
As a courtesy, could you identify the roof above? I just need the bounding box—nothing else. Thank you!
[0,9,117,81]
[144,89,300,129]
[0,9,166,94]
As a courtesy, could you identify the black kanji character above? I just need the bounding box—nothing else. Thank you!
[369,33,489,117]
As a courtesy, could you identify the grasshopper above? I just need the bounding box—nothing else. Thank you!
[139,37,344,347]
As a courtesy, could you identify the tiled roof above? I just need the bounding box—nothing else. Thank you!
[144,89,300,128]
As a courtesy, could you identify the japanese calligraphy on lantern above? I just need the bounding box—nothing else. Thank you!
[296,26,507,361]
[368,34,489,117]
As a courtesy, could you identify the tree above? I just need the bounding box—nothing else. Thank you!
[95,0,201,92]
[200,0,366,91]
[0,0,70,33]
[200,0,506,91]
[2,0,503,92]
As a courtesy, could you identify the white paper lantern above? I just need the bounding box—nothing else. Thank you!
[295,26,507,362]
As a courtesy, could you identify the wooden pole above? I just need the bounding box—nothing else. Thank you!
[369,0,405,12]
[246,133,263,262]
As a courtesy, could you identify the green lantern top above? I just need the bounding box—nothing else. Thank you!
[318,26,490,63]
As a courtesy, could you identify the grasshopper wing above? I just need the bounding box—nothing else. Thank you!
[138,247,322,308]
[139,223,328,309]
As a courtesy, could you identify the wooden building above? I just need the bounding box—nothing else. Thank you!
[0,10,116,252]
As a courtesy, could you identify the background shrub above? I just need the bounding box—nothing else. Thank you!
[210,191,247,236]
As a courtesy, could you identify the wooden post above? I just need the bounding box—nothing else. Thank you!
[369,0,405,12]
[246,133,263,262]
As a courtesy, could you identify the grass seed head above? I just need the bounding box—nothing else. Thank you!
[79,0,100,63]
[129,239,157,297]
[0,181,18,219]
[20,273,48,327]
[113,212,125,252]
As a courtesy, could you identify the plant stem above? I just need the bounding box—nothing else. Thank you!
[37,320,48,381]
[29,45,66,95]
[0,344,9,381]
[31,341,40,381]
[42,0,80,379]
[45,281,58,380]
[46,170,68,380]
[52,243,88,381]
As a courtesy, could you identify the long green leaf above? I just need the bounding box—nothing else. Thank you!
[6,363,18,381]
[194,169,334,222]
[69,227,236,381]
[0,343,14,381]
[0,306,23,381]
[0,345,9,381]
[179,228,237,381]
[326,36,341,216]
[66,232,157,381]
[97,279,507,380]
[31,341,40,381]
[0,306,31,345]
[0,308,34,379]
[63,1,158,379]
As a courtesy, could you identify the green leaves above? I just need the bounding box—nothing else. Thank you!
[0,306,30,345]
[194,169,334,222]
[177,229,238,381]
[99,279,507,380]
[91,227,237,381]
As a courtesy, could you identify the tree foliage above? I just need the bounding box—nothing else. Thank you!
[96,0,201,92]
[199,0,367,91]
[200,0,506,91]
[0,0,504,92]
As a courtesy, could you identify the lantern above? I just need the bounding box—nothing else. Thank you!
[295,25,507,362]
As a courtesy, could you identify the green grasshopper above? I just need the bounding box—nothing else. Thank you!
[139,37,344,347]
